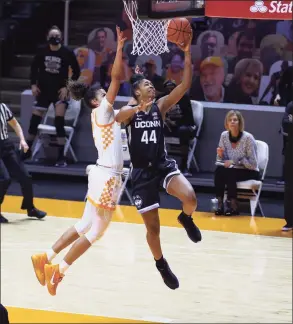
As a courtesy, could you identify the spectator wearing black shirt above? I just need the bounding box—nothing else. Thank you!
[0,103,46,223]
[163,80,196,177]
[24,25,80,166]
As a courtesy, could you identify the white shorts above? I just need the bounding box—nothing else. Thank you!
[87,165,122,211]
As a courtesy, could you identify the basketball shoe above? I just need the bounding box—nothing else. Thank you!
[178,212,202,243]
[44,264,64,296]
[156,258,179,290]
[31,253,50,286]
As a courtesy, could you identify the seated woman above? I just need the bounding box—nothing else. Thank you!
[214,110,260,216]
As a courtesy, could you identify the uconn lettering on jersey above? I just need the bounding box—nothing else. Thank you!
[134,120,161,128]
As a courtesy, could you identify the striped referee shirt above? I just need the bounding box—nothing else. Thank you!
[0,103,14,140]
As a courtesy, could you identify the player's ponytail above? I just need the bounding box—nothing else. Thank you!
[67,80,89,101]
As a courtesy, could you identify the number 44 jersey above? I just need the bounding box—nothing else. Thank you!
[125,103,166,168]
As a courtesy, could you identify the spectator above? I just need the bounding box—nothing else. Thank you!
[163,80,197,176]
[214,110,260,216]
[259,34,287,75]
[166,53,184,85]
[88,28,115,85]
[225,58,263,104]
[198,31,224,60]
[259,61,289,105]
[143,59,165,97]
[193,30,225,74]
[227,31,256,74]
[88,28,114,68]
[191,56,226,102]
[24,25,80,167]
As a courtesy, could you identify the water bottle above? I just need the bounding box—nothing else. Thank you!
[211,198,218,212]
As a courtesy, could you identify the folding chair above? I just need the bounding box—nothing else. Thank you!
[85,129,134,206]
[227,140,269,217]
[31,99,81,162]
[164,100,204,172]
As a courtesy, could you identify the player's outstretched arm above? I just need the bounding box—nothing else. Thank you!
[106,26,127,105]
[157,36,192,117]
[115,100,153,124]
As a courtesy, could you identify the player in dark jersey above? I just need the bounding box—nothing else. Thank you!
[115,37,201,290]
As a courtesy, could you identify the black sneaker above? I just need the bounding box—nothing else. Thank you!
[282,223,293,231]
[156,258,179,290]
[0,214,9,223]
[27,208,47,219]
[178,212,202,243]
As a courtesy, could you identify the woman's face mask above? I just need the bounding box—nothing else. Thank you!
[48,31,62,46]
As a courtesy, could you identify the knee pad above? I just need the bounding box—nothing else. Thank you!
[54,116,66,137]
[84,210,112,244]
[28,114,42,136]
[74,219,92,236]
[84,225,106,244]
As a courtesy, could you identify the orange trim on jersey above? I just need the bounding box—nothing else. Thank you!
[93,110,115,128]
[87,196,116,211]
[96,119,115,128]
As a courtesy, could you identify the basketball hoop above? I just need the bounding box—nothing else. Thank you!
[123,0,170,56]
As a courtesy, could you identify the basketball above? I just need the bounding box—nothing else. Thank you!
[167,18,192,46]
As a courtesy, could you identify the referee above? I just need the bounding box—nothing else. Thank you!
[0,103,46,223]
[282,101,293,231]
[0,303,9,324]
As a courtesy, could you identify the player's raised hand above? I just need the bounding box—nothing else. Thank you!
[177,31,192,52]
[137,100,153,112]
[135,65,144,75]
[116,26,127,50]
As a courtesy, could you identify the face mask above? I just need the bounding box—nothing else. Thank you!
[48,36,61,46]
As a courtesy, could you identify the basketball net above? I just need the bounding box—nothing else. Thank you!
[123,0,170,56]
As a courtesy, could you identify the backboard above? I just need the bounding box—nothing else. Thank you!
[137,0,205,19]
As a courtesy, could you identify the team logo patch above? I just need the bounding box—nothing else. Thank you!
[133,195,143,209]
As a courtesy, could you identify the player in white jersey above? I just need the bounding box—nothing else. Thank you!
[31,26,127,296]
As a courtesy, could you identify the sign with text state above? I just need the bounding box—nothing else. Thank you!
[206,0,292,20]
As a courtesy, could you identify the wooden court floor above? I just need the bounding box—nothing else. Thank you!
[1,195,292,323]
